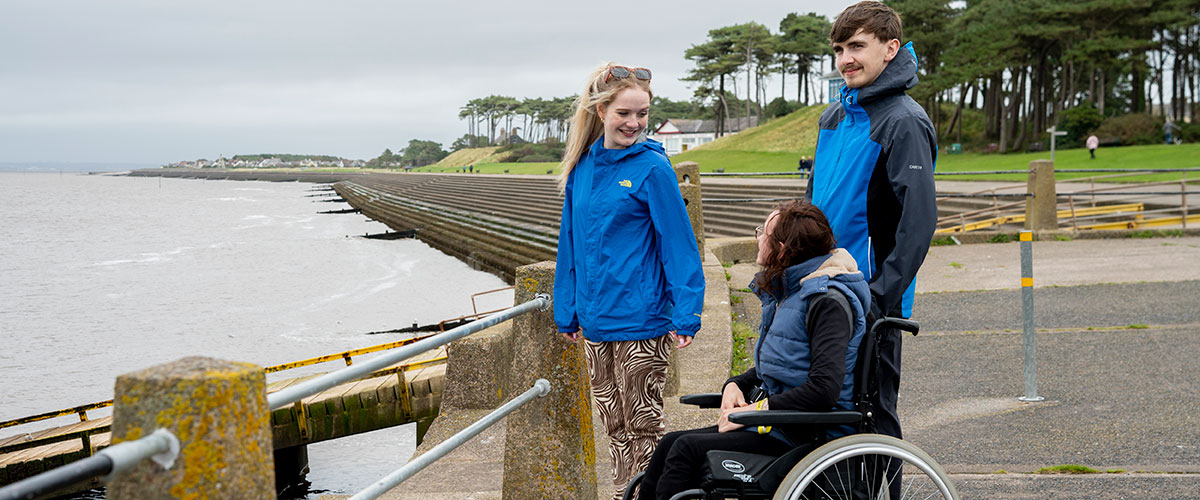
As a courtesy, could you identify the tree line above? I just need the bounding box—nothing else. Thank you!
[684,13,834,137]
[891,0,1198,151]
[392,0,1198,168]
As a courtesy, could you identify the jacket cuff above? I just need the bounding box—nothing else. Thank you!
[557,326,579,334]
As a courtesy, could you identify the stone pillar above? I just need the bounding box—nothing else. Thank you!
[673,161,705,257]
[1025,159,1058,231]
[666,161,704,397]
[502,262,597,500]
[108,357,274,500]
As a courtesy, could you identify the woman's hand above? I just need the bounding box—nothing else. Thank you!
[718,396,768,433]
[561,329,582,343]
[669,331,692,348]
[718,405,758,433]
[717,382,748,432]
[719,382,746,412]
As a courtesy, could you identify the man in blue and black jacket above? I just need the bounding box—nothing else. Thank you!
[804,0,937,464]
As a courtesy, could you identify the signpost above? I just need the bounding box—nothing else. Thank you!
[1047,126,1068,163]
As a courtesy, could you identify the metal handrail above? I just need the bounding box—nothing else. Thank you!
[0,334,442,432]
[349,379,551,500]
[699,171,809,176]
[0,400,113,430]
[0,429,179,500]
[267,294,551,410]
[264,334,436,373]
[701,197,801,203]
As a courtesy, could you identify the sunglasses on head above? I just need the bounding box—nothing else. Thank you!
[604,65,652,84]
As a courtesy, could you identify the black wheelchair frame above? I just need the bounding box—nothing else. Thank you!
[623,317,958,500]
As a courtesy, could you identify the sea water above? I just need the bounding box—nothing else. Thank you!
[0,172,513,498]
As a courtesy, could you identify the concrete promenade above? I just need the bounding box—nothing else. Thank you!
[322,235,1200,499]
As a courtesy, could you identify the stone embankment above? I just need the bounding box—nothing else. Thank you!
[327,173,817,282]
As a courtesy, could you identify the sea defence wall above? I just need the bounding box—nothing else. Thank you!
[330,163,705,284]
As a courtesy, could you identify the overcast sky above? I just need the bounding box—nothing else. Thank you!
[0,1,850,164]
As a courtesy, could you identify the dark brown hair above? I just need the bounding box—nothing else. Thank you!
[830,1,902,44]
[754,200,838,297]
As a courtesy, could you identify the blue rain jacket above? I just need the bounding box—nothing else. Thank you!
[554,137,704,341]
[806,42,937,318]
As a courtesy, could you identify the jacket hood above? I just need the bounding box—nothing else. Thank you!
[751,248,861,299]
[588,136,666,165]
[852,41,919,105]
[797,248,859,284]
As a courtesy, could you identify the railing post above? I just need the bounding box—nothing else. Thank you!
[1025,159,1057,232]
[107,357,274,500]
[502,262,597,500]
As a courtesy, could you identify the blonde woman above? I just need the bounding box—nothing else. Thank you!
[553,62,705,499]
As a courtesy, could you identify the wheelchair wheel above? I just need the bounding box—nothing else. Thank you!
[772,434,957,500]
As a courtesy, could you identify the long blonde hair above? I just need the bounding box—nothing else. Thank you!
[558,62,654,192]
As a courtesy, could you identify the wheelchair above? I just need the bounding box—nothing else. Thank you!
[623,317,958,500]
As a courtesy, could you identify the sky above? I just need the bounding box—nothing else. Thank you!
[0,1,848,165]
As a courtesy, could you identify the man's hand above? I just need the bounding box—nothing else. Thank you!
[561,329,581,343]
[669,331,692,348]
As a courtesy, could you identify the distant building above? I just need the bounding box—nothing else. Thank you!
[648,117,759,156]
[820,70,844,103]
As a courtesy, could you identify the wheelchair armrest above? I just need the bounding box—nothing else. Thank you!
[872,317,920,336]
[727,410,863,426]
[679,393,723,408]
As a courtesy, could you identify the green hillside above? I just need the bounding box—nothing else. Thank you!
[669,105,823,172]
[434,146,507,167]
[680,105,824,155]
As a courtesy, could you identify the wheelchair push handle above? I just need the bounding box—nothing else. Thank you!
[871,317,919,336]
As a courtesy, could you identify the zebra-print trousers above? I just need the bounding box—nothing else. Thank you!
[584,335,673,500]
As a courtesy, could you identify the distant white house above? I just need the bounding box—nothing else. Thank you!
[820,70,845,103]
[648,116,759,156]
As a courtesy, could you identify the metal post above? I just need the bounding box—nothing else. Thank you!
[1183,173,1188,230]
[1018,231,1044,402]
[348,379,551,500]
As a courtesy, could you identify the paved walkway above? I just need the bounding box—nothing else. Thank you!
[322,236,1200,499]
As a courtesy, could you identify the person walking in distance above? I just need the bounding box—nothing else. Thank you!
[1087,134,1099,159]
[554,62,705,500]
[805,2,937,495]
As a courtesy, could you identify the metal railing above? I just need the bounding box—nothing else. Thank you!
[0,429,179,500]
[348,379,551,500]
[935,167,1198,233]
[268,294,551,410]
[1,293,553,498]
[699,171,809,176]
[0,333,448,458]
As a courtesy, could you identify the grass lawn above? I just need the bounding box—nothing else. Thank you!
[936,143,1200,183]
[384,143,1200,183]
[665,143,1200,183]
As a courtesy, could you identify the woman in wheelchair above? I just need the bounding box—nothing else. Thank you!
[635,200,871,500]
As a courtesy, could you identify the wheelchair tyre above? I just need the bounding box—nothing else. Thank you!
[771,434,957,500]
